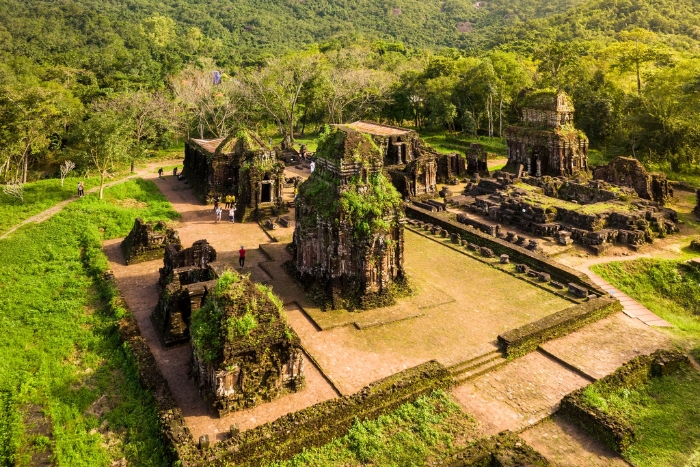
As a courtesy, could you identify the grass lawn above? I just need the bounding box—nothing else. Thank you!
[0,179,179,466]
[417,130,507,156]
[0,176,110,236]
[266,391,479,467]
[591,259,700,348]
[580,366,700,467]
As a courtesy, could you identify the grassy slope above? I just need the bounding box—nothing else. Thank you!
[266,391,479,467]
[0,179,179,466]
[581,367,700,466]
[0,177,105,236]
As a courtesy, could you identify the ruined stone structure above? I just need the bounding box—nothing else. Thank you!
[695,189,700,221]
[184,130,286,218]
[292,126,407,310]
[466,143,489,177]
[191,272,305,416]
[504,90,589,177]
[450,173,678,254]
[592,157,673,205]
[120,218,180,265]
[153,240,218,345]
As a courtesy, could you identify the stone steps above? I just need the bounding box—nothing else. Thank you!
[449,350,508,384]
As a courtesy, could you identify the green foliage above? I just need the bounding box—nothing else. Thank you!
[0,179,177,466]
[227,312,259,340]
[190,300,224,364]
[579,368,700,467]
[267,390,477,467]
[339,172,403,240]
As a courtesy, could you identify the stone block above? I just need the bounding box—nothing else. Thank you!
[538,272,551,282]
[440,229,448,238]
[230,424,241,438]
[199,435,210,449]
[550,281,564,289]
[500,254,509,264]
[468,243,479,251]
[568,283,588,298]
[515,264,529,274]
[480,247,494,258]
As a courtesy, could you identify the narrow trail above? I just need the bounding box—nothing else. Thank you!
[0,161,178,241]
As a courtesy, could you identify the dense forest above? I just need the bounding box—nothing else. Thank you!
[1,0,699,189]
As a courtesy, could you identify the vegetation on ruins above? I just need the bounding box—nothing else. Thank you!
[190,271,293,364]
[267,390,479,467]
[0,179,178,466]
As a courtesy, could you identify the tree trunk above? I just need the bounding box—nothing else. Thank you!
[499,93,503,137]
[22,152,28,183]
[99,173,105,200]
[130,160,135,174]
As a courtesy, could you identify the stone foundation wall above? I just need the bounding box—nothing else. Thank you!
[559,349,690,452]
[185,360,452,466]
[405,205,603,293]
[497,297,622,359]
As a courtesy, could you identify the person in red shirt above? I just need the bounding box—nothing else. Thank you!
[239,246,245,269]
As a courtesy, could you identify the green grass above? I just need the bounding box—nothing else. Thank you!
[0,178,179,466]
[591,259,700,344]
[580,367,700,467]
[265,390,478,467]
[0,176,111,236]
[417,130,507,157]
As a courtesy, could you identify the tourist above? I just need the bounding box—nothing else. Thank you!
[77,181,84,197]
[229,204,236,223]
[158,167,164,179]
[213,198,219,212]
[172,167,178,176]
[239,246,246,268]
[224,194,231,209]
[309,160,315,173]
[215,206,222,223]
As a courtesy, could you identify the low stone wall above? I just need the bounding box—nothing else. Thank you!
[441,431,550,467]
[497,297,622,359]
[187,360,452,466]
[559,349,690,452]
[406,205,603,294]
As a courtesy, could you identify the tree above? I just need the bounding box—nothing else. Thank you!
[76,111,129,199]
[613,29,669,96]
[93,91,173,172]
[171,62,245,139]
[2,181,24,203]
[243,52,322,140]
[59,160,75,187]
[0,83,71,183]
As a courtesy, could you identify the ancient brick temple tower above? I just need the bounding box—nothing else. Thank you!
[504,89,589,177]
[292,126,407,310]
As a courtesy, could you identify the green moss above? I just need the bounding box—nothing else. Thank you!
[227,312,258,339]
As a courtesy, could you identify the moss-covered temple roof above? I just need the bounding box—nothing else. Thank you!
[314,125,383,164]
[520,89,574,112]
[190,271,298,365]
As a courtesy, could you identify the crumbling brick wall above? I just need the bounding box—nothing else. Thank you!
[592,157,673,204]
[120,218,180,265]
[153,240,218,346]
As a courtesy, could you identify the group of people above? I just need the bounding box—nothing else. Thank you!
[214,195,236,224]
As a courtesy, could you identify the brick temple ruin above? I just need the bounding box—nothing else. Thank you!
[447,170,678,254]
[190,272,305,416]
[184,129,286,219]
[344,121,473,198]
[592,156,673,204]
[120,218,180,265]
[292,125,408,310]
[153,239,219,345]
[504,89,589,177]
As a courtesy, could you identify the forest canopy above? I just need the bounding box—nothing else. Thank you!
[1,0,699,184]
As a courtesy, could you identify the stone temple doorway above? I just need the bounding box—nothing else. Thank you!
[261,182,272,203]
